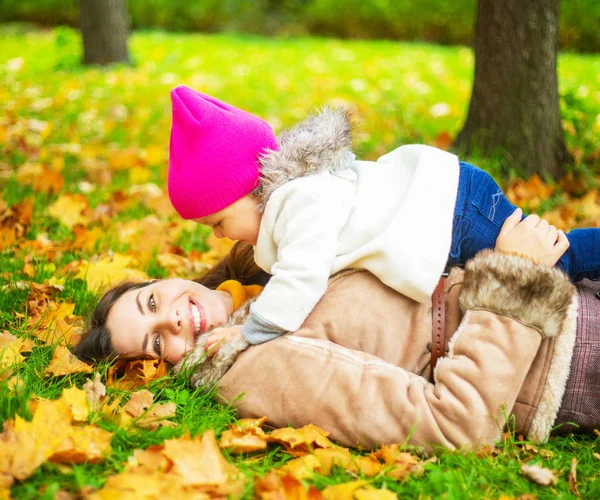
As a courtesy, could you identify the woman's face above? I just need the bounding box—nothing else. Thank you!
[107,278,232,363]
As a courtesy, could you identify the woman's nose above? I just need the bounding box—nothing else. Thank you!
[213,228,224,238]
[156,309,181,335]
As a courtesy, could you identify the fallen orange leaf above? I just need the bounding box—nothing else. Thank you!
[107,358,168,390]
[255,471,323,500]
[45,345,93,376]
[89,431,245,499]
[268,424,336,456]
[219,417,269,453]
[120,389,177,430]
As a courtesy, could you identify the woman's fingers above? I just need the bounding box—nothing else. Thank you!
[556,230,570,253]
[521,213,541,227]
[498,208,523,238]
[537,218,550,234]
[545,225,558,246]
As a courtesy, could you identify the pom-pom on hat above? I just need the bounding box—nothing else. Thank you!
[168,86,278,219]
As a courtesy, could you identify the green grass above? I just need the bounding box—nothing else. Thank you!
[1,27,600,498]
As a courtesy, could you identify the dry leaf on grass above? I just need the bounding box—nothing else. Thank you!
[0,332,24,370]
[322,480,368,500]
[48,194,90,229]
[569,457,580,497]
[75,253,148,292]
[1,398,112,486]
[83,373,106,412]
[61,386,89,422]
[354,488,398,500]
[521,463,558,486]
[107,358,168,390]
[255,471,323,500]
[89,431,245,499]
[267,424,336,456]
[280,447,383,480]
[371,444,420,479]
[45,346,93,376]
[120,389,176,430]
[219,417,269,453]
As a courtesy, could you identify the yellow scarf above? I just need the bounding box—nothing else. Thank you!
[216,280,263,311]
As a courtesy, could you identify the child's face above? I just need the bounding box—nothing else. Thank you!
[194,195,261,246]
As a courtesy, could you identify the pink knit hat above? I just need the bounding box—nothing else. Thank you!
[168,86,278,219]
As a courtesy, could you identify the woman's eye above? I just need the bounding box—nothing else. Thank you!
[147,293,156,312]
[153,335,161,356]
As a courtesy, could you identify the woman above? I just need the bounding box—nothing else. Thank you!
[74,212,599,452]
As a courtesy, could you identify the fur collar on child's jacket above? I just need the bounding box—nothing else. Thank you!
[254,106,354,212]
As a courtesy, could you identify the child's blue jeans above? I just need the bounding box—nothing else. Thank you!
[447,162,600,281]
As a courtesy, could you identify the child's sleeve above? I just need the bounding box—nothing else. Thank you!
[244,180,350,344]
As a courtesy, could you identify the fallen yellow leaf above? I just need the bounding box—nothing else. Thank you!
[45,346,93,376]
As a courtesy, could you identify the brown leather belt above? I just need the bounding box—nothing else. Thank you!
[430,276,446,377]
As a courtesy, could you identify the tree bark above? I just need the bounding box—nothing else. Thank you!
[80,0,130,65]
[454,0,570,180]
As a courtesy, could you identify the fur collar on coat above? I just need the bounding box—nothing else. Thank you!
[254,106,354,212]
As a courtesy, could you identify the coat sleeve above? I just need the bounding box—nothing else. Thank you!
[218,251,574,452]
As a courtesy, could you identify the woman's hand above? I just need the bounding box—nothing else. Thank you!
[205,325,244,357]
[495,208,570,266]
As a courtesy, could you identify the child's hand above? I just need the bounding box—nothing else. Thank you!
[205,325,244,357]
[495,208,570,266]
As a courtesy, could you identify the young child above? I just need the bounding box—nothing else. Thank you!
[167,85,599,350]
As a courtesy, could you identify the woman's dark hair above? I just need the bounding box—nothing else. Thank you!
[193,241,271,289]
[74,241,271,363]
[72,281,151,363]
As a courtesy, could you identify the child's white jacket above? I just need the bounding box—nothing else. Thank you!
[244,108,459,343]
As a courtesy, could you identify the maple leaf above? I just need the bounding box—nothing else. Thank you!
[219,429,268,454]
[45,346,93,376]
[280,454,322,480]
[107,358,169,390]
[314,448,381,476]
[109,147,140,170]
[354,488,398,500]
[322,480,369,500]
[267,424,336,456]
[72,225,103,252]
[91,431,245,499]
[61,386,89,422]
[48,194,90,229]
[255,471,323,500]
[16,163,64,194]
[76,253,149,292]
[0,332,24,370]
[505,175,555,211]
[49,425,113,464]
[1,398,112,484]
[0,199,33,250]
[116,215,171,253]
[278,447,382,480]
[120,389,177,430]
[371,444,420,479]
[219,417,269,453]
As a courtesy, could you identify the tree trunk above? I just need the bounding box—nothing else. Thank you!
[454,0,570,180]
[80,0,130,65]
